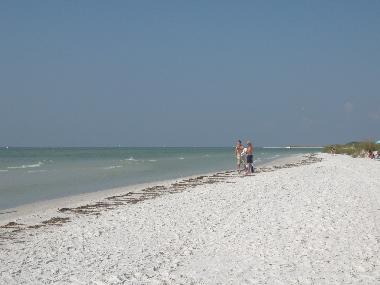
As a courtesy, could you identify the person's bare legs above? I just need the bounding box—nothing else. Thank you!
[245,141,254,175]
[246,163,252,175]
[235,140,243,173]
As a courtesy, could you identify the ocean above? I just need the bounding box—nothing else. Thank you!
[0,147,320,210]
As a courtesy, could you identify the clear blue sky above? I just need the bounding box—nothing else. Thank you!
[1,1,379,147]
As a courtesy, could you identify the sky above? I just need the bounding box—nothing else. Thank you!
[0,1,379,147]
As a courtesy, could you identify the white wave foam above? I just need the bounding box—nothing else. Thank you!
[178,157,185,160]
[8,162,43,169]
[125,157,138,161]
[0,169,9,172]
[27,170,48,173]
[266,155,281,160]
[103,165,123,170]
[148,160,157,162]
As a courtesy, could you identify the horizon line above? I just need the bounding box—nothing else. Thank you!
[1,145,325,149]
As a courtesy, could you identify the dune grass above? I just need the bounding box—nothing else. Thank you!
[323,141,380,157]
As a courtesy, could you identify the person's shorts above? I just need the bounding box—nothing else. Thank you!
[247,155,253,163]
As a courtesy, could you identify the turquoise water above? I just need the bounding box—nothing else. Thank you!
[0,147,320,210]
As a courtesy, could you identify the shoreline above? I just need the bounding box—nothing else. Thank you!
[0,153,309,226]
[1,153,380,283]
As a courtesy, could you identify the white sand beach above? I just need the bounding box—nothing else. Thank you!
[1,153,380,284]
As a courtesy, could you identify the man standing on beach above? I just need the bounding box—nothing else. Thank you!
[235,140,244,173]
[246,141,254,174]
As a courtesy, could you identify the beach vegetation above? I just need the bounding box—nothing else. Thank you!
[323,141,380,157]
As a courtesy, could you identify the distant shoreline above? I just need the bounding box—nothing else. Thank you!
[263,146,324,149]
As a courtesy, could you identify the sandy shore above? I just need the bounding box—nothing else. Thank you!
[1,153,380,284]
[0,153,304,226]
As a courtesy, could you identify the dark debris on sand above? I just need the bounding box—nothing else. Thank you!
[0,154,322,243]
[54,154,322,216]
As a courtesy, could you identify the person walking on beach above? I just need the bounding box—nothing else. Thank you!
[246,141,254,174]
[235,140,244,173]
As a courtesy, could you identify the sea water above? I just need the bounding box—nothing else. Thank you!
[0,147,320,210]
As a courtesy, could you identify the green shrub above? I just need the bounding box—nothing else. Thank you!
[323,141,380,157]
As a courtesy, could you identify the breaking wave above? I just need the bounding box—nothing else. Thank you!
[103,165,123,170]
[8,162,44,169]
[27,170,48,173]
